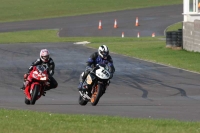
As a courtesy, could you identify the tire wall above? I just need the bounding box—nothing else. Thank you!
[183,20,200,52]
[166,30,183,48]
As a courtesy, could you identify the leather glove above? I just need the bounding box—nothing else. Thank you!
[109,73,113,79]
[24,73,29,80]
[86,66,92,72]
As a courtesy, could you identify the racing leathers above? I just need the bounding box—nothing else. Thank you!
[22,58,58,91]
[78,52,115,90]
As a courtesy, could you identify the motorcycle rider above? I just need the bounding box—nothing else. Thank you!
[20,49,58,93]
[78,45,115,91]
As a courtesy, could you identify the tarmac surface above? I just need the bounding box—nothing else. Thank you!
[0,5,182,37]
[1,4,200,122]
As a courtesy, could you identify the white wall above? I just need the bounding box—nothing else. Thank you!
[183,0,200,22]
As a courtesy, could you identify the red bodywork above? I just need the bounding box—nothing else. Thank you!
[24,66,48,100]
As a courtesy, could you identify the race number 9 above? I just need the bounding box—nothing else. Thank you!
[102,70,109,77]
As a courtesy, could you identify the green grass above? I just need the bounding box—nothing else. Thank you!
[1,29,200,73]
[0,0,197,132]
[0,109,200,133]
[166,22,183,31]
[89,39,200,73]
[0,0,182,22]
[0,29,156,43]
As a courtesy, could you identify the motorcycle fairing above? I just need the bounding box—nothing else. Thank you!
[86,73,96,85]
[95,68,110,79]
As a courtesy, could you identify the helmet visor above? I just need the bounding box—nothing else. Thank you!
[42,55,49,61]
[100,51,108,58]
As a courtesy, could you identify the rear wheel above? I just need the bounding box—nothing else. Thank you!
[30,84,40,105]
[78,95,88,106]
[91,84,103,106]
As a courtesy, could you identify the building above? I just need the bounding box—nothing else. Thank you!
[183,0,200,52]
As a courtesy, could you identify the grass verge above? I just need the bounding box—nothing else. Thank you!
[1,29,200,73]
[0,1,195,132]
[89,41,200,73]
[166,22,183,31]
[0,109,200,133]
[0,0,182,22]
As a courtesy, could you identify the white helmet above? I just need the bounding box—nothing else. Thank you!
[40,49,50,62]
[98,45,109,59]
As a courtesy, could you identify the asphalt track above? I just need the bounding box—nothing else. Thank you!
[0,5,182,37]
[1,5,200,122]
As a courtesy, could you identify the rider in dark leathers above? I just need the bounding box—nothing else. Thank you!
[21,49,58,92]
[78,45,115,91]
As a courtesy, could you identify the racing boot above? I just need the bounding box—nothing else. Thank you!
[78,74,84,91]
[20,84,25,90]
[21,74,29,90]
[44,86,51,93]
[78,81,89,96]
[42,91,46,96]
[42,86,50,96]
[44,81,51,91]
[77,82,83,91]
[24,87,31,100]
[44,87,51,91]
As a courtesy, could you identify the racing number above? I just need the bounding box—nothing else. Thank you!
[102,70,109,77]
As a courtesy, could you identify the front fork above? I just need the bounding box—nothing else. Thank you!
[24,82,42,99]
[92,80,110,96]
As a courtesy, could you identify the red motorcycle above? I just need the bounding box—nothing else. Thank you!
[24,65,49,105]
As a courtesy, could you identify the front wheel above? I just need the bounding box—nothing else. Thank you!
[78,95,88,106]
[91,83,103,106]
[30,84,40,105]
[25,97,30,105]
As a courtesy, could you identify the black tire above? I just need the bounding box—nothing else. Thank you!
[166,38,172,45]
[171,38,177,41]
[171,35,177,38]
[177,43,182,47]
[25,97,30,105]
[166,43,172,46]
[91,84,103,106]
[166,31,172,37]
[78,95,88,106]
[177,40,182,43]
[171,31,178,35]
[166,38,172,41]
[30,84,40,105]
[176,42,182,47]
[172,41,177,46]
[178,29,183,32]
[177,33,182,36]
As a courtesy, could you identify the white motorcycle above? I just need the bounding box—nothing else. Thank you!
[78,64,111,106]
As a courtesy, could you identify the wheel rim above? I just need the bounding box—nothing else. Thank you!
[91,85,98,103]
